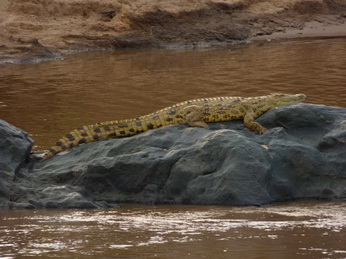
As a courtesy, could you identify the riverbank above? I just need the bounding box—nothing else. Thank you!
[1,0,346,64]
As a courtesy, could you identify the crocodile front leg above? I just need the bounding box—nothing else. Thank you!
[244,111,267,134]
[183,105,209,129]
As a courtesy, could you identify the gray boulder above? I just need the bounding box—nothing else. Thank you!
[0,120,33,208]
[2,104,346,209]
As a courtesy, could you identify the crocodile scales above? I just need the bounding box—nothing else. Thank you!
[38,93,306,161]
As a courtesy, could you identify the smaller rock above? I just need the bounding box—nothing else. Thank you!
[0,120,33,209]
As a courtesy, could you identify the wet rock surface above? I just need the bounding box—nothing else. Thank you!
[1,104,345,209]
[1,0,346,63]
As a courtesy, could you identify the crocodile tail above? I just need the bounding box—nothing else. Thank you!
[38,112,177,162]
[38,104,185,162]
[38,120,125,162]
[39,125,101,162]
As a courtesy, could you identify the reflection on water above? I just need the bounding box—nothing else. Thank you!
[0,201,345,257]
[0,38,345,150]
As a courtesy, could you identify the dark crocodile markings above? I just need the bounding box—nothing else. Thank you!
[38,94,306,162]
[65,134,75,141]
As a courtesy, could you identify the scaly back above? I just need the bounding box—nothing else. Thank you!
[38,93,305,161]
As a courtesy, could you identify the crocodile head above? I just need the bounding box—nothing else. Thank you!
[269,93,306,107]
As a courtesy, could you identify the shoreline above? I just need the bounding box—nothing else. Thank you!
[251,20,346,42]
[2,29,346,65]
[0,0,346,64]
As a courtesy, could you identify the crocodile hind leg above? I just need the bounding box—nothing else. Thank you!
[244,111,267,134]
[183,105,209,129]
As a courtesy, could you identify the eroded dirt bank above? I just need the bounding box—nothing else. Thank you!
[1,0,346,63]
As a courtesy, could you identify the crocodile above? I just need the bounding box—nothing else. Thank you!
[38,93,306,162]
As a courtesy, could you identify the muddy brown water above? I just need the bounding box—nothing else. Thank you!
[0,38,346,257]
[0,201,345,258]
[0,38,345,150]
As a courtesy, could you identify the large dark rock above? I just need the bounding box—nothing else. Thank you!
[2,104,346,209]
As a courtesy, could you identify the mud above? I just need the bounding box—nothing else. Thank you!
[0,0,346,63]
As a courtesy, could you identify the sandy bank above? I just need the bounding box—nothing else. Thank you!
[0,0,346,63]
[253,17,346,42]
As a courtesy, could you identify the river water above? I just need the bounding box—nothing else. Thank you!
[0,38,345,150]
[0,38,346,257]
[0,201,345,258]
